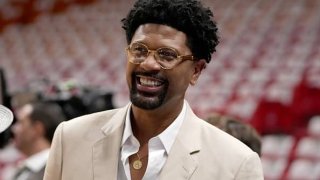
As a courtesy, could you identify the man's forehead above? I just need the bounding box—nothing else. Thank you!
[132,23,189,51]
[135,23,185,37]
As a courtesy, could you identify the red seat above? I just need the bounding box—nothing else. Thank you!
[251,100,293,134]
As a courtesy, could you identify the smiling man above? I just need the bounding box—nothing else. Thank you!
[44,0,263,180]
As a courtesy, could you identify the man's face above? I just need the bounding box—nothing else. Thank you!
[126,23,203,110]
[12,104,37,154]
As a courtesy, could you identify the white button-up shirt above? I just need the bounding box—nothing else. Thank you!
[15,149,50,180]
[117,101,186,180]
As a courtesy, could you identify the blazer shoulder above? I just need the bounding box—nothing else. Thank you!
[66,108,119,125]
[57,107,126,139]
[201,119,255,155]
[183,105,255,157]
[189,120,263,178]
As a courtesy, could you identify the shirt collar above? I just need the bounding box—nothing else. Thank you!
[24,149,50,172]
[122,107,134,146]
[157,101,186,153]
[121,101,186,154]
[120,106,139,163]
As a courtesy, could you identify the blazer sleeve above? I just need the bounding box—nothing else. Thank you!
[44,122,64,180]
[235,153,264,180]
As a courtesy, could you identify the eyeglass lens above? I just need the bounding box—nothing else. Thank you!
[129,43,178,62]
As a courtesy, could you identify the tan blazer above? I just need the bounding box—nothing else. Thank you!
[44,102,263,180]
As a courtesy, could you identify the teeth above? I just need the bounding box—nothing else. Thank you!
[140,77,162,86]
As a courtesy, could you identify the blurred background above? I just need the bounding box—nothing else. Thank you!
[0,0,320,179]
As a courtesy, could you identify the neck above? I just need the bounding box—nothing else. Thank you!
[131,100,184,145]
[24,139,50,157]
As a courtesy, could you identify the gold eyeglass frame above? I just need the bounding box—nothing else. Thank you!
[126,42,195,70]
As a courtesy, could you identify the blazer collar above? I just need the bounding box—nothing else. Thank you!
[91,102,202,180]
[92,104,130,180]
[160,102,201,179]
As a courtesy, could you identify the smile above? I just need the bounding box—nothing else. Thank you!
[137,75,164,87]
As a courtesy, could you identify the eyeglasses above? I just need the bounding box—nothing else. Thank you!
[126,42,195,70]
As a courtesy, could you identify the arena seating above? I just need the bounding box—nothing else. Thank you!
[0,0,320,179]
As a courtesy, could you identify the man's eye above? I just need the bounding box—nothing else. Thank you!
[158,49,177,60]
[133,46,146,52]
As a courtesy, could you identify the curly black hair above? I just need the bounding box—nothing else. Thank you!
[121,0,219,63]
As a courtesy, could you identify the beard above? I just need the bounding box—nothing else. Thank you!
[129,72,168,110]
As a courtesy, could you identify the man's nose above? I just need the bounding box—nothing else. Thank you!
[139,51,162,70]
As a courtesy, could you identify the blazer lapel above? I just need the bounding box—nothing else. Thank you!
[92,104,130,180]
[160,102,201,180]
[159,139,199,180]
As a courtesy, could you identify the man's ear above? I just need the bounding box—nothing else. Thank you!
[190,59,206,86]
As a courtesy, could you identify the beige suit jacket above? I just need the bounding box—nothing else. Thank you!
[44,102,263,180]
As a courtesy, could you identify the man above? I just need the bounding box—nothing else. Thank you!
[12,102,66,180]
[44,0,264,179]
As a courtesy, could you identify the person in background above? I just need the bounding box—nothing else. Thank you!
[44,0,264,179]
[206,113,262,156]
[12,101,66,180]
